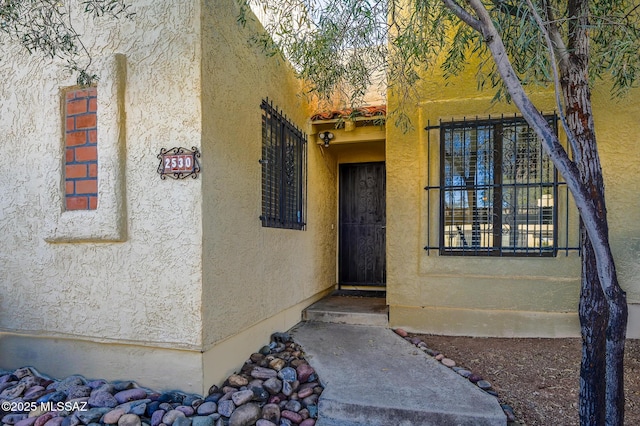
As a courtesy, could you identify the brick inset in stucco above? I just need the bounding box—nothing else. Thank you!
[65,88,97,210]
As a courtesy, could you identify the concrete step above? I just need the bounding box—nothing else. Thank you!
[302,295,388,327]
[290,322,506,426]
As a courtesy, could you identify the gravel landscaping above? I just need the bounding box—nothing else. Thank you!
[5,328,636,426]
[411,333,640,426]
[0,333,322,426]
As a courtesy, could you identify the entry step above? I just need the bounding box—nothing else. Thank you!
[302,295,388,327]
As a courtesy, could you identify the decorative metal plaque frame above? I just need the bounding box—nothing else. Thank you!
[157,147,201,179]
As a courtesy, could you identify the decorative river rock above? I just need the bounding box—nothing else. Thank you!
[0,333,321,426]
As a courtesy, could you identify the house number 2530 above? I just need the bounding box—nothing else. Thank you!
[157,147,201,179]
[164,155,193,172]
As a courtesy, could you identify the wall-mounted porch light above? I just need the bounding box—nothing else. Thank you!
[318,131,334,148]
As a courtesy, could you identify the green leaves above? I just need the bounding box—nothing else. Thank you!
[82,0,134,19]
[0,0,133,84]
[589,0,640,95]
[1,1,76,58]
[240,0,388,107]
[241,0,640,109]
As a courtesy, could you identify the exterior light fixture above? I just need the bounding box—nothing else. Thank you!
[318,131,334,148]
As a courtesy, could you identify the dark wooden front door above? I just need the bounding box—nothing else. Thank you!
[339,162,386,287]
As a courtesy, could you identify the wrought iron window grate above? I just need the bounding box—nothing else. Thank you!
[260,98,307,230]
[424,114,580,256]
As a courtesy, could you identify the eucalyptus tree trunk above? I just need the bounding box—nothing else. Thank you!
[561,2,607,423]
[560,2,627,424]
[578,236,608,424]
[563,59,613,424]
[456,1,628,424]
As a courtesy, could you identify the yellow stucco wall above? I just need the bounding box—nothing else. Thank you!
[591,84,640,339]
[0,0,337,393]
[1,0,636,395]
[0,0,207,390]
[387,63,640,338]
[199,0,336,379]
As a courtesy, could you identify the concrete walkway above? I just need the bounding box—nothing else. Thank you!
[290,321,506,426]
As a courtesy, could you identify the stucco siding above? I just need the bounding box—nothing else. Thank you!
[0,0,336,391]
[200,0,336,348]
[387,62,640,337]
[0,0,204,365]
[591,85,640,304]
[591,84,640,339]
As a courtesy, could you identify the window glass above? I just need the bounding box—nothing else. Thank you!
[440,116,557,256]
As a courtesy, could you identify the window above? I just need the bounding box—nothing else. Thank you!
[437,115,559,256]
[260,99,307,230]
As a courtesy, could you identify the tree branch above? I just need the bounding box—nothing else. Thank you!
[462,3,625,365]
[465,0,570,168]
[526,0,581,162]
[623,3,640,21]
[541,0,569,70]
[441,0,482,33]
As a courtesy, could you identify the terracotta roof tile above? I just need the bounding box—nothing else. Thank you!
[311,105,386,121]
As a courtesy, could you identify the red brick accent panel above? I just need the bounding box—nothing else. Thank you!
[65,88,98,211]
